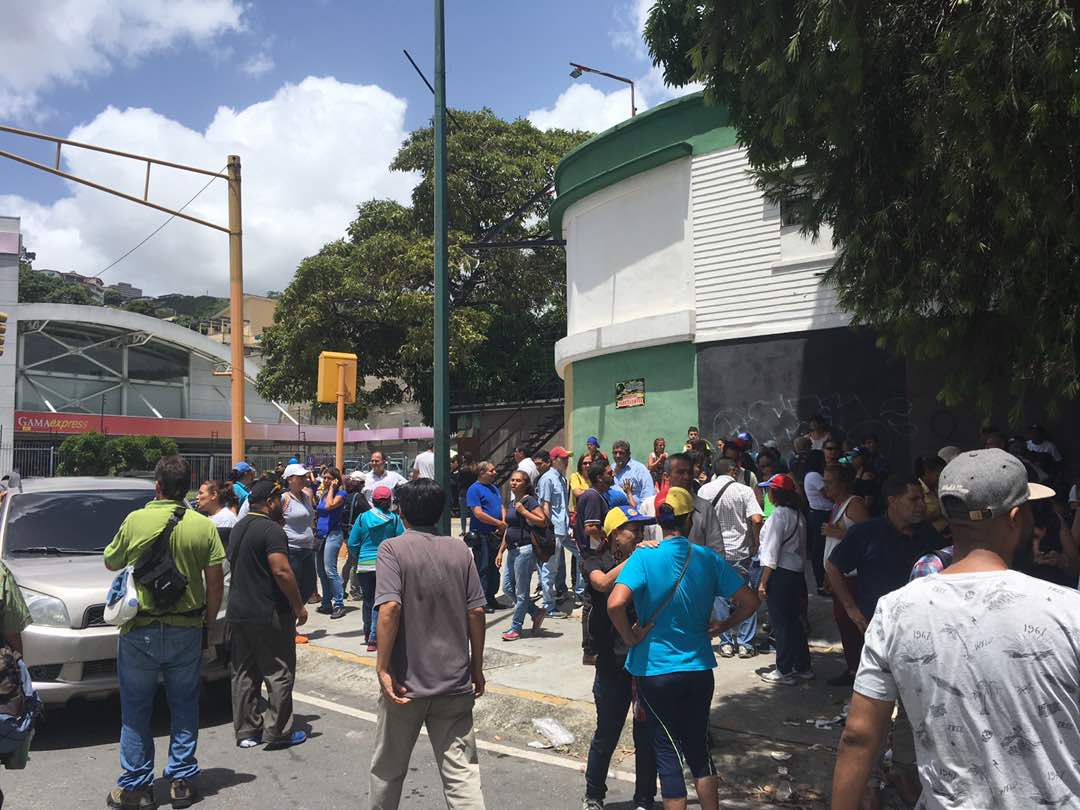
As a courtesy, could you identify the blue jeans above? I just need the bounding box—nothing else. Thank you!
[538,534,571,612]
[553,535,585,599]
[117,623,203,789]
[712,557,757,648]
[357,571,378,643]
[471,532,499,604]
[505,544,541,632]
[766,567,811,675]
[320,530,345,610]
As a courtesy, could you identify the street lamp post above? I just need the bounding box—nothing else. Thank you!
[569,62,637,118]
[433,0,451,534]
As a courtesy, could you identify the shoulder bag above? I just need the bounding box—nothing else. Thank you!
[133,506,201,615]
[641,543,695,628]
[526,497,557,562]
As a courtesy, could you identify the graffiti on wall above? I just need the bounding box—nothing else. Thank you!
[708,393,918,454]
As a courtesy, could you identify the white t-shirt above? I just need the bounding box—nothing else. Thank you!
[517,457,539,485]
[210,509,237,529]
[364,469,407,502]
[638,495,662,543]
[855,571,1080,809]
[803,471,832,511]
[758,506,805,573]
[696,476,763,560]
[412,450,436,479]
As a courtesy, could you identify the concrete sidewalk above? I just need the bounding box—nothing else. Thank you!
[297,575,855,807]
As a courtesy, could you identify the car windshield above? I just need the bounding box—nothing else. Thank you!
[3,490,152,556]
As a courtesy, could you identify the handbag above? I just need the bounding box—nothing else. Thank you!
[103,566,139,626]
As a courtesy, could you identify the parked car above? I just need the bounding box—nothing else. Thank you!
[0,477,228,705]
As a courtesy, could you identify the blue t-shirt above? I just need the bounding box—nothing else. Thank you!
[316,492,345,537]
[616,537,744,677]
[536,468,569,535]
[466,481,502,535]
[606,487,629,508]
[234,481,250,505]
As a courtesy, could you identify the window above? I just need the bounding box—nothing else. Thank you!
[780,189,811,229]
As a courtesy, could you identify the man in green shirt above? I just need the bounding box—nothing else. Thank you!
[104,456,225,810]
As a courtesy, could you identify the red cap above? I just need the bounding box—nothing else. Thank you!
[549,446,573,459]
[372,485,393,501]
[759,474,796,492]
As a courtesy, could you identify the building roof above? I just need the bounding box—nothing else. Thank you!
[549,92,735,240]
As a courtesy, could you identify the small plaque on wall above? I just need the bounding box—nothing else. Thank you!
[615,378,645,409]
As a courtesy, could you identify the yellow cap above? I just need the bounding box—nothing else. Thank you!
[659,487,695,520]
[603,505,655,537]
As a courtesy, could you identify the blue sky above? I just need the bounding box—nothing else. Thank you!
[0,0,692,295]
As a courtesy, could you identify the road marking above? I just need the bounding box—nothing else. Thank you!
[293,690,636,784]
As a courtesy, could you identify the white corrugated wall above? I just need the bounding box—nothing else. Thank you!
[690,147,848,343]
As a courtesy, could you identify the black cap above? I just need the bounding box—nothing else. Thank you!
[248,480,279,505]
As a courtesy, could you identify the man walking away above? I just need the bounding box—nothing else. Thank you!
[227,480,309,750]
[693,458,764,658]
[369,479,487,810]
[104,456,225,810]
[832,449,1076,810]
[412,441,436,480]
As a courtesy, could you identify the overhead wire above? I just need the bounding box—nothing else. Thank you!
[91,165,226,279]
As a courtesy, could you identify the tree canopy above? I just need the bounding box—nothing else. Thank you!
[644,1,1080,413]
[18,262,96,305]
[255,109,588,422]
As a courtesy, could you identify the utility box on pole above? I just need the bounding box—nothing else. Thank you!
[317,351,357,471]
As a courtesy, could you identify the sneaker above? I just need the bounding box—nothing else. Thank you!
[483,604,496,614]
[307,593,321,604]
[827,670,856,687]
[294,634,309,645]
[582,652,597,666]
[315,605,332,615]
[106,787,155,809]
[547,610,570,619]
[738,645,757,659]
[582,798,604,810]
[531,609,546,633]
[760,669,797,686]
[237,734,262,748]
[502,630,521,641]
[330,607,346,620]
[718,643,736,658]
[265,730,307,750]
[793,669,816,682]
[169,778,197,809]
[366,642,377,652]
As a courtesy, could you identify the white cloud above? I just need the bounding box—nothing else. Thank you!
[0,0,245,119]
[242,51,275,78]
[2,77,418,296]
[611,0,653,59]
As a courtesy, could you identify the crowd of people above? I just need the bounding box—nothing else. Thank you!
[86,410,1080,810]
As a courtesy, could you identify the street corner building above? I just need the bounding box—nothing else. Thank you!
[549,91,1077,466]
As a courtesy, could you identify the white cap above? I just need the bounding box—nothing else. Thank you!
[282,463,308,480]
[348,470,366,482]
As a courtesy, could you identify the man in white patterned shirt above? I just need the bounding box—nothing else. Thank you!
[693,458,764,658]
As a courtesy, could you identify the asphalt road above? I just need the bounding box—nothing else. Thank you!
[0,670,650,810]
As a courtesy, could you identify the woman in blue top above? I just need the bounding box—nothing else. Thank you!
[315,466,346,619]
[608,487,759,810]
[347,485,404,652]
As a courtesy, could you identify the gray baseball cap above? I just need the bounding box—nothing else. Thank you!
[938,448,1054,522]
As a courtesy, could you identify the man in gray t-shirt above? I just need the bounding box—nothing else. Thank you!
[832,449,1076,810]
[369,479,487,810]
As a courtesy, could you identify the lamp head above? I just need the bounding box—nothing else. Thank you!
[569,67,583,79]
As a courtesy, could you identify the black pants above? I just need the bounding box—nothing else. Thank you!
[767,567,811,675]
[341,547,360,597]
[229,612,297,744]
[807,508,830,588]
[356,571,378,642]
[636,669,715,800]
[585,663,656,805]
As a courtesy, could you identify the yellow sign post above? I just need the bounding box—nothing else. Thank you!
[317,352,358,471]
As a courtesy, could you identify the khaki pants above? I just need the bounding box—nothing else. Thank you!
[229,613,296,744]
[369,691,485,810]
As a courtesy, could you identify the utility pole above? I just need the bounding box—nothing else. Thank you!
[433,0,451,533]
[227,155,246,466]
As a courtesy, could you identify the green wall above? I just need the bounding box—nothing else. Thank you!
[570,342,698,461]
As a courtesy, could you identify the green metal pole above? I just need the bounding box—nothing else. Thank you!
[433,0,451,534]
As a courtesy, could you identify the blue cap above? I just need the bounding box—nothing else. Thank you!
[288,457,299,464]
[587,436,600,446]
[233,461,254,473]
